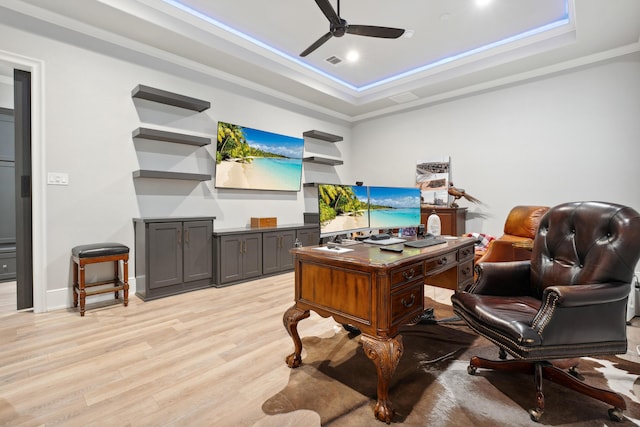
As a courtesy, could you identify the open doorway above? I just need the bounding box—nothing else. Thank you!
[0,63,33,313]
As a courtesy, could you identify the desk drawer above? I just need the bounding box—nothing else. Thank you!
[458,260,474,291]
[459,244,474,262]
[391,283,423,325]
[424,251,456,275]
[390,262,424,289]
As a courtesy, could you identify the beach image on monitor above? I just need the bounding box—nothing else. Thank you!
[318,184,369,235]
[369,186,421,229]
[215,121,304,191]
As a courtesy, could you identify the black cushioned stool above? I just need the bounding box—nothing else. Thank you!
[72,243,129,317]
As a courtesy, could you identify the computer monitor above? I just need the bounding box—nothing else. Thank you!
[318,184,370,237]
[368,186,422,230]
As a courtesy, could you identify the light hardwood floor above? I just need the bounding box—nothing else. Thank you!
[0,274,363,426]
[0,277,638,427]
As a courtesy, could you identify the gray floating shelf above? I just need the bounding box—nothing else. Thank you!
[132,127,211,146]
[303,130,343,143]
[303,156,343,166]
[132,85,210,112]
[133,170,211,181]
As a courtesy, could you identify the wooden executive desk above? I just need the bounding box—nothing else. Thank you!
[283,237,475,423]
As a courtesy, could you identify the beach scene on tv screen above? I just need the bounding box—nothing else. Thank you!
[215,121,304,191]
[319,185,369,234]
[369,187,421,229]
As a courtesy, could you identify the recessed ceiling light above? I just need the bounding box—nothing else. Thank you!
[346,50,360,62]
[476,0,492,7]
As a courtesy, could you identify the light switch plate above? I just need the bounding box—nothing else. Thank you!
[47,172,69,185]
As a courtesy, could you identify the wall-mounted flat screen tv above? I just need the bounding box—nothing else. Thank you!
[318,184,370,237]
[368,186,422,230]
[215,121,304,191]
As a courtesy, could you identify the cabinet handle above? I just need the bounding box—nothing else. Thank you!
[437,256,448,265]
[177,230,181,245]
[185,229,189,244]
[243,240,246,254]
[462,267,471,276]
[402,268,415,280]
[401,294,416,308]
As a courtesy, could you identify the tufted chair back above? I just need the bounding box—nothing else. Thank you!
[530,201,640,297]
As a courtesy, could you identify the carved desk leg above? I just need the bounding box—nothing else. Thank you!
[283,305,310,368]
[361,334,404,424]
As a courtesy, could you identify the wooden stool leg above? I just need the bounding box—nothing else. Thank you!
[79,262,86,317]
[113,260,120,300]
[73,260,79,308]
[123,258,129,307]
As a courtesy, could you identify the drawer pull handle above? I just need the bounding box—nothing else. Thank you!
[437,256,448,265]
[401,294,416,308]
[462,267,471,276]
[402,268,415,280]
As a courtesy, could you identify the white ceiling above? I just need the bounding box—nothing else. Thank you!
[2,0,640,122]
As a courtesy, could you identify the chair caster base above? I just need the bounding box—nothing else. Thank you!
[528,408,543,422]
[608,407,624,422]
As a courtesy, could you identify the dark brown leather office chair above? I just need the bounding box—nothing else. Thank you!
[451,201,640,422]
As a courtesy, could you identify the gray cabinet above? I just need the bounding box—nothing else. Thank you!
[262,230,296,275]
[296,227,320,247]
[134,217,214,300]
[214,232,262,285]
[213,224,319,287]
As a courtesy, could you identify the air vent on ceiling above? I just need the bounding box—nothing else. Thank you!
[325,55,343,65]
[389,92,419,104]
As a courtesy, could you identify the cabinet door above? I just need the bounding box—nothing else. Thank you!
[148,222,182,289]
[219,235,243,284]
[263,230,296,274]
[297,228,319,247]
[183,220,212,283]
[278,230,296,271]
[242,233,262,279]
[262,232,280,275]
[0,163,15,245]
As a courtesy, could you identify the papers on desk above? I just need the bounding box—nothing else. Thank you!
[361,237,406,245]
[312,246,354,254]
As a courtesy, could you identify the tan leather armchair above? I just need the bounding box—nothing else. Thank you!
[474,205,549,265]
[452,201,640,422]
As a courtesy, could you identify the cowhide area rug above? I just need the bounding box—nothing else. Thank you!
[262,298,640,426]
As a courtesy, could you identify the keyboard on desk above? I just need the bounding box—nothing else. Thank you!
[403,238,447,248]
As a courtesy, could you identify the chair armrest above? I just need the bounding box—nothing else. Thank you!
[543,282,631,307]
[469,261,531,295]
[476,240,515,264]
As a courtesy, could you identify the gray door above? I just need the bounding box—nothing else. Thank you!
[14,70,33,310]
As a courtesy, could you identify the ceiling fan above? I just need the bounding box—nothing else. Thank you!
[300,0,405,57]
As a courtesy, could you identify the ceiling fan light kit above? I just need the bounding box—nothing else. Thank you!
[300,0,405,57]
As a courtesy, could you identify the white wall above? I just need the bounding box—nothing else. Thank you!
[0,22,352,310]
[351,53,640,238]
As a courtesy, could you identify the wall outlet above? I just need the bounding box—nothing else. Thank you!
[47,172,69,186]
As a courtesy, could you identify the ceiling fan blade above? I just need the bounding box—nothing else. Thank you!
[314,0,341,26]
[346,25,405,39]
[300,32,333,57]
